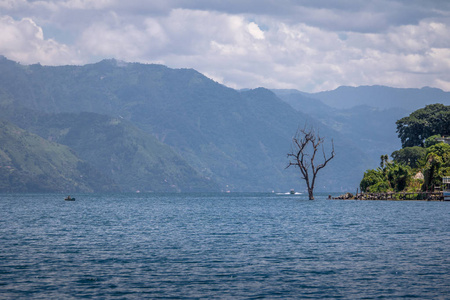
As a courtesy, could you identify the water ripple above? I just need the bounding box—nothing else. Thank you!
[0,193,449,299]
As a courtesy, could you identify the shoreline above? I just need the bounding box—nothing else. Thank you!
[332,191,447,201]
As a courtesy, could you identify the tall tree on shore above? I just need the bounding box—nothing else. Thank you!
[396,104,450,148]
[287,126,335,200]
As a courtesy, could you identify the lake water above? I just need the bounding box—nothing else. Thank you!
[0,193,449,299]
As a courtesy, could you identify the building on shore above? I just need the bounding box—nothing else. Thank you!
[437,136,450,145]
[444,177,450,201]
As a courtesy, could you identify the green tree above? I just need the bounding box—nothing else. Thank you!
[360,169,389,193]
[396,104,450,148]
[386,163,411,191]
[391,146,426,168]
[424,134,442,148]
[360,155,411,193]
[380,154,389,168]
[422,143,450,191]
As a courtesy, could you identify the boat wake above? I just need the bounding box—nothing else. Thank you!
[276,192,303,195]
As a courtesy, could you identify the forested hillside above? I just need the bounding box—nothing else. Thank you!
[273,87,450,169]
[0,105,217,192]
[3,57,448,193]
[360,104,450,193]
[0,120,117,192]
[0,57,369,192]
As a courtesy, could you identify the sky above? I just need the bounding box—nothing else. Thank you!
[1,0,450,92]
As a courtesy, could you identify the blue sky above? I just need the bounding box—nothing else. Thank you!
[1,0,450,92]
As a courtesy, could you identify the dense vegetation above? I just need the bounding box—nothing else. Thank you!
[31,112,218,192]
[0,57,369,192]
[0,120,117,192]
[0,105,217,192]
[1,56,449,193]
[396,104,450,148]
[360,105,450,193]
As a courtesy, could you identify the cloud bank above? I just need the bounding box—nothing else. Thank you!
[1,0,450,92]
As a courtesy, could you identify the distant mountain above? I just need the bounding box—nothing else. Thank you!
[272,85,450,166]
[271,89,334,116]
[0,57,371,192]
[34,112,218,192]
[0,120,117,192]
[302,85,450,111]
[0,105,218,192]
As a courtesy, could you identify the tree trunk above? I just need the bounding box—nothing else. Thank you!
[286,126,335,201]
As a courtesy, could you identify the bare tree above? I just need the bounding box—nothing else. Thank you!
[286,126,335,200]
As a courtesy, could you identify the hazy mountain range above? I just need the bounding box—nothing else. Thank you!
[1,56,449,193]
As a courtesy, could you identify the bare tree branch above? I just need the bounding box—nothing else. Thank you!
[286,125,335,200]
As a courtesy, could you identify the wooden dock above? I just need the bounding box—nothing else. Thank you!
[332,191,446,201]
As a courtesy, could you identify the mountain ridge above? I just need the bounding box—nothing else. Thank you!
[0,104,218,192]
[297,85,450,111]
[1,57,442,192]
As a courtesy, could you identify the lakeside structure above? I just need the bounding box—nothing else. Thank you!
[444,177,450,201]
[333,176,450,201]
[437,136,450,145]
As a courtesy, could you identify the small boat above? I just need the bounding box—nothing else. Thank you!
[290,189,295,194]
[64,196,75,201]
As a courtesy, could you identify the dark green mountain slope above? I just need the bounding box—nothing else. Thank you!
[0,105,218,192]
[36,112,218,192]
[0,57,369,191]
[0,120,117,192]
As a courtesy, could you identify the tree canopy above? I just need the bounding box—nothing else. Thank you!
[396,104,450,148]
[422,143,450,191]
[366,143,450,193]
[362,104,450,193]
[391,146,426,168]
[360,159,411,193]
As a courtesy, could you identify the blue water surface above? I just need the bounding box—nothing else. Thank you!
[0,193,449,299]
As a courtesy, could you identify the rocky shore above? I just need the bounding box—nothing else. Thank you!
[332,191,445,201]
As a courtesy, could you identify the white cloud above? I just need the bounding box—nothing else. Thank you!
[0,2,449,92]
[61,0,114,10]
[0,16,78,65]
[74,10,450,92]
[0,0,25,9]
[247,22,265,40]
[79,21,150,58]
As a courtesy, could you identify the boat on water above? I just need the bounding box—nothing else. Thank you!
[275,190,302,195]
[64,196,75,201]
